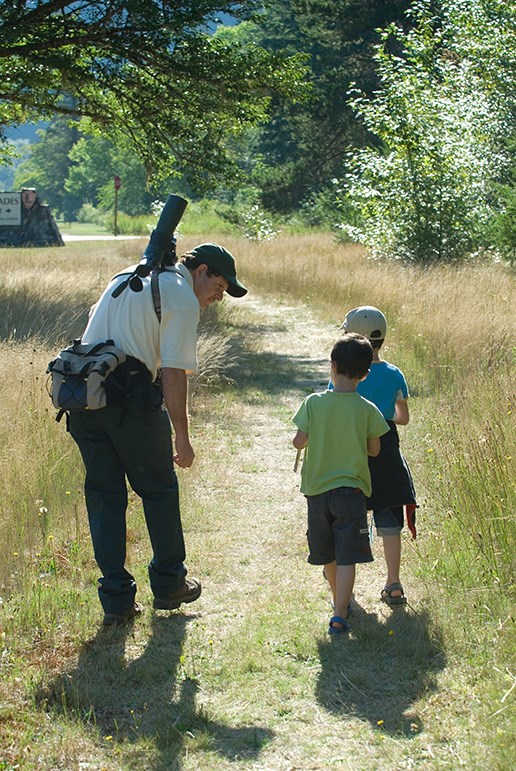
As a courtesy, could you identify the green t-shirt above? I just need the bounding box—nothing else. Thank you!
[292,390,389,497]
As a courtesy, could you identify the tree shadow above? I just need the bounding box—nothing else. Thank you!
[316,602,446,737]
[35,614,273,769]
[226,344,330,400]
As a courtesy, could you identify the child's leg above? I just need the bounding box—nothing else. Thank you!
[324,561,354,626]
[324,560,337,600]
[374,506,405,599]
[334,564,355,623]
[382,534,402,598]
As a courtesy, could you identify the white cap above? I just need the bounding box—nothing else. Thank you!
[342,306,387,341]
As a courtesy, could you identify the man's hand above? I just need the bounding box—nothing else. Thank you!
[162,367,194,467]
[173,436,195,468]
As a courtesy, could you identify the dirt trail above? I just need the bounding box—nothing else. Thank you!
[212,290,412,616]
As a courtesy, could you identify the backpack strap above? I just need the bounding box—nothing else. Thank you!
[113,267,181,322]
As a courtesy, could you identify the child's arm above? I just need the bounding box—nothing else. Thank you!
[394,398,410,426]
[293,429,308,450]
[367,436,381,457]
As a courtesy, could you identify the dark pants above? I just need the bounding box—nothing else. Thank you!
[69,389,186,614]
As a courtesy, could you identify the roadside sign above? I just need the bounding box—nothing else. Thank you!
[114,176,121,190]
[0,192,22,226]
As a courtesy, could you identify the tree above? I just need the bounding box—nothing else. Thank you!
[0,1,308,189]
[335,0,516,263]
[218,0,410,213]
[13,115,82,217]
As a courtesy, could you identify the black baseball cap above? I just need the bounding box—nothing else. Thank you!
[191,243,248,297]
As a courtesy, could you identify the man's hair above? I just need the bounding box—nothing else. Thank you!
[180,253,222,278]
[331,333,373,379]
[180,253,204,270]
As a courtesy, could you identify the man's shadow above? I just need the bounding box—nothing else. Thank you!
[316,602,445,736]
[35,613,273,770]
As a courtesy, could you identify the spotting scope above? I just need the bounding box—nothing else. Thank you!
[112,194,188,297]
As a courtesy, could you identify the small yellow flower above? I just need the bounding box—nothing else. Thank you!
[427,448,434,453]
[13,552,18,557]
[65,491,71,495]
[377,719,384,726]
[388,630,394,636]
[104,735,113,741]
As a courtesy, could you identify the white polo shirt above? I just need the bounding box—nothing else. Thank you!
[82,263,199,380]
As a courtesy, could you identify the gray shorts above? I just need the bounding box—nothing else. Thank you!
[306,486,373,566]
[373,505,404,536]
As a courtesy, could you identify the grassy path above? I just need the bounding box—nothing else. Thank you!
[3,288,490,770]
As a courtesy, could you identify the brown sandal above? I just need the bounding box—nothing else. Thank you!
[381,582,407,605]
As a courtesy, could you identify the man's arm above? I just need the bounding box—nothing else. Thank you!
[161,367,195,468]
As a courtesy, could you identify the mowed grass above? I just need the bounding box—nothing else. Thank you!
[0,234,514,769]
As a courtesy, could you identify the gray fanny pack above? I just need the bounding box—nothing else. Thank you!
[47,339,126,418]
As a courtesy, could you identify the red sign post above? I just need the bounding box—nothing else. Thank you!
[114,176,121,236]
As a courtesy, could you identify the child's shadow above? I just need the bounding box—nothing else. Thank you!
[35,614,273,770]
[316,603,445,736]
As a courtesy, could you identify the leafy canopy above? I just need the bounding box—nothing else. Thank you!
[0,0,308,187]
[336,0,516,263]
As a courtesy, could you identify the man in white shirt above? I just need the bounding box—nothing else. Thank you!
[69,243,247,626]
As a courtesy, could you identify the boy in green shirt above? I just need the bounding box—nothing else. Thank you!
[292,334,389,635]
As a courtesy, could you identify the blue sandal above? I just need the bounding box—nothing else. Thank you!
[328,615,350,635]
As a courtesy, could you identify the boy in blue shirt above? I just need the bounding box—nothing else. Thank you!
[339,306,417,605]
[292,334,389,635]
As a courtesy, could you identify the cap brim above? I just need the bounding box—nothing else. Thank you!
[225,278,248,298]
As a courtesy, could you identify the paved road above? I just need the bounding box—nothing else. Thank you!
[62,234,143,241]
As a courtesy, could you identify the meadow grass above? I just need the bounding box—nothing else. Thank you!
[0,234,514,769]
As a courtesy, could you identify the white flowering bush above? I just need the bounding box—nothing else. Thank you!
[241,204,279,241]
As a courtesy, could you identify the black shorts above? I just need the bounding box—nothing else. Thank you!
[306,486,373,566]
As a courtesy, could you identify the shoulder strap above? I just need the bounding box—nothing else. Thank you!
[151,268,164,322]
[112,266,181,323]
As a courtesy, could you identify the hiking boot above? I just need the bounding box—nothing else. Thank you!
[103,602,143,627]
[153,577,202,610]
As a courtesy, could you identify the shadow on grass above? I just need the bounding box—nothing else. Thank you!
[316,603,445,737]
[35,614,273,770]
[226,344,330,400]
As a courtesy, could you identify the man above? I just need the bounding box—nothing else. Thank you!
[69,243,247,626]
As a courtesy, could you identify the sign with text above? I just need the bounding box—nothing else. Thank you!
[0,192,22,226]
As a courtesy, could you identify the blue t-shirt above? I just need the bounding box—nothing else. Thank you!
[329,361,408,420]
